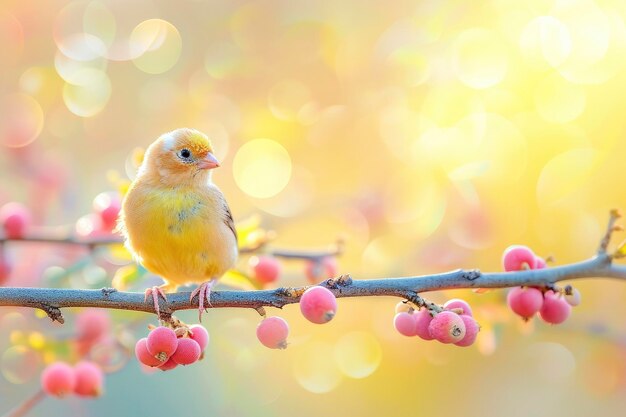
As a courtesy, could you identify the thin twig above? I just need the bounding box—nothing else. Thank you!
[1,233,342,261]
[598,209,621,254]
[1,390,45,417]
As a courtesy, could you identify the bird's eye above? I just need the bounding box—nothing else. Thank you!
[179,149,191,159]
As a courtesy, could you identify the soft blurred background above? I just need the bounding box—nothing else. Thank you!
[2,0,626,415]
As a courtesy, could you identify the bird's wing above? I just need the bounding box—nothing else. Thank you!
[221,196,238,244]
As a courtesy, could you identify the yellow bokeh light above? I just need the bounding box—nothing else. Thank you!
[293,341,343,393]
[333,331,382,379]
[233,138,292,199]
[62,68,111,117]
[520,16,572,70]
[268,79,311,122]
[536,148,600,207]
[131,19,182,74]
[534,73,586,123]
[453,28,508,89]
[27,332,45,350]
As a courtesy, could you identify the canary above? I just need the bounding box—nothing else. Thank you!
[118,128,238,319]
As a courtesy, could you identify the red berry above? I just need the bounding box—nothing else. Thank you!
[305,257,338,283]
[443,299,473,316]
[147,327,178,360]
[454,315,480,347]
[188,324,209,351]
[502,245,536,271]
[250,256,281,284]
[507,286,543,319]
[428,311,466,344]
[393,312,417,336]
[0,202,31,238]
[158,357,178,371]
[256,316,290,349]
[414,309,434,340]
[299,286,337,324]
[93,192,121,230]
[135,338,163,367]
[535,256,547,269]
[73,361,104,397]
[76,309,110,344]
[539,290,571,324]
[171,338,201,365]
[41,362,76,397]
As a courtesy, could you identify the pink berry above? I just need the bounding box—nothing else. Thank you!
[257,316,289,349]
[414,309,434,340]
[171,338,201,365]
[41,362,76,397]
[565,288,581,307]
[135,338,164,367]
[428,311,466,344]
[393,312,417,336]
[73,361,104,397]
[250,256,281,284]
[305,257,338,283]
[0,202,31,238]
[76,309,110,344]
[158,357,178,371]
[188,324,209,351]
[502,245,536,271]
[147,327,178,360]
[443,299,473,316]
[299,286,337,324]
[0,258,11,285]
[454,315,480,347]
[93,192,121,230]
[535,256,547,269]
[507,286,544,319]
[539,290,571,324]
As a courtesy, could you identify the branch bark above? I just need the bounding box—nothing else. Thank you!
[1,211,624,322]
[1,253,624,321]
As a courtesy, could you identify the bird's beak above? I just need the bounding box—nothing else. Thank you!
[197,152,220,170]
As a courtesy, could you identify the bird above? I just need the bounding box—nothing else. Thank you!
[117,128,238,320]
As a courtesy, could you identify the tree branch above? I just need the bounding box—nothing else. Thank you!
[1,211,624,321]
[1,253,625,320]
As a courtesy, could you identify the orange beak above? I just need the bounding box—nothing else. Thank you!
[197,152,220,170]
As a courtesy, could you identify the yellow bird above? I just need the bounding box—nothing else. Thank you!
[118,128,238,319]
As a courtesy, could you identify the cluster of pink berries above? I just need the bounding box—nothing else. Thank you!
[256,286,338,349]
[134,324,209,371]
[41,361,104,398]
[503,245,581,324]
[250,255,338,286]
[393,299,480,347]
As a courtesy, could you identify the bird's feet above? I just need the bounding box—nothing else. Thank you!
[144,286,168,319]
[190,279,216,322]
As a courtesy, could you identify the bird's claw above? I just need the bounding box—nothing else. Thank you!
[190,280,215,322]
[145,286,168,319]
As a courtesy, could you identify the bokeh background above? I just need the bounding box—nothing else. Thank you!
[2,0,626,415]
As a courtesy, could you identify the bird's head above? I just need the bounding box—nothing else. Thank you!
[140,128,220,186]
